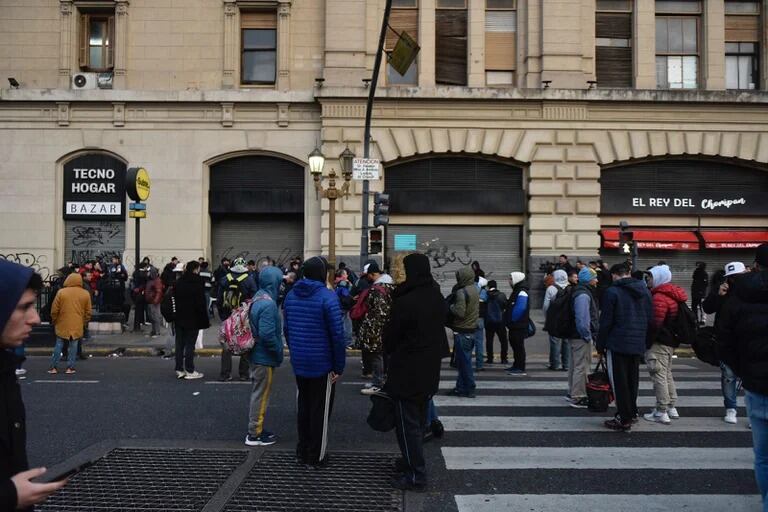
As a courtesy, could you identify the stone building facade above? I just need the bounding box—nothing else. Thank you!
[2,0,768,299]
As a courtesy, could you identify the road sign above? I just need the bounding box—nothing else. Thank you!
[129,210,146,219]
[353,158,380,180]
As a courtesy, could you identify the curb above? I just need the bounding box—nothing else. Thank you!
[24,347,365,358]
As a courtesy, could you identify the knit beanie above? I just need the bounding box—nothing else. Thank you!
[302,256,328,283]
[578,267,596,285]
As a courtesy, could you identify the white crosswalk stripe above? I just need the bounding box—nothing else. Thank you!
[435,360,759,510]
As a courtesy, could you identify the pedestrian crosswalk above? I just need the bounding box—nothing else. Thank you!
[433,358,760,512]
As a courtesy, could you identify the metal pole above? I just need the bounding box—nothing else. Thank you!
[329,193,336,276]
[360,0,393,269]
[135,216,140,271]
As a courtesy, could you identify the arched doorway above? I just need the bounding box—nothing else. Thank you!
[209,154,304,268]
[384,155,526,293]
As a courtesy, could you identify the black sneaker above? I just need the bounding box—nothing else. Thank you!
[390,474,426,492]
[569,397,589,409]
[430,419,445,438]
[244,432,276,446]
[219,375,232,382]
[604,418,632,431]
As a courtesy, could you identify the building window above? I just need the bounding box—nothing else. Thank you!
[387,0,418,85]
[241,11,277,85]
[79,14,114,71]
[595,0,632,87]
[725,0,760,90]
[655,1,700,89]
[485,0,516,86]
[436,0,467,85]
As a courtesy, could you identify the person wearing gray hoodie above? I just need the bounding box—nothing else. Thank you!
[543,269,570,371]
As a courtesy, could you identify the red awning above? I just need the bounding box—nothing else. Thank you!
[701,231,768,249]
[601,230,699,251]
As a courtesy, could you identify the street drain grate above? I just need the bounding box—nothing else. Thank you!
[38,447,248,512]
[223,451,403,512]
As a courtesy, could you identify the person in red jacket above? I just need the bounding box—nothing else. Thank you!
[144,268,164,338]
[643,264,688,425]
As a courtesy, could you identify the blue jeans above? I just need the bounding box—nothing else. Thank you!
[746,390,768,508]
[474,318,485,369]
[51,337,79,369]
[454,333,475,394]
[549,336,570,370]
[426,399,438,424]
[721,363,741,409]
[342,312,354,348]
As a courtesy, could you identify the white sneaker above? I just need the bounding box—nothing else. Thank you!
[15,369,26,377]
[360,386,381,395]
[184,371,204,380]
[175,371,186,379]
[667,407,680,419]
[643,409,671,425]
[724,408,738,424]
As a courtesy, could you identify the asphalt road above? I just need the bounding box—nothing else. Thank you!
[21,354,760,512]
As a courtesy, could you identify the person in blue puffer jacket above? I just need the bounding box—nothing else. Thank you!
[283,256,346,467]
[244,266,285,448]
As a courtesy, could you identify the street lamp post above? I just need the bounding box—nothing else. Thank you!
[309,146,355,276]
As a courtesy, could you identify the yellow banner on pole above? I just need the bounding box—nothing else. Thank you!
[388,31,420,76]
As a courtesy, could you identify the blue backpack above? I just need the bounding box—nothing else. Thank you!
[486,294,504,325]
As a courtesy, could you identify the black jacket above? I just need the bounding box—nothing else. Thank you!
[0,351,27,511]
[506,281,530,332]
[718,270,768,395]
[692,267,709,299]
[383,255,449,401]
[173,274,211,331]
[596,277,653,356]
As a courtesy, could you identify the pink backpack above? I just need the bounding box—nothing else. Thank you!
[218,293,271,355]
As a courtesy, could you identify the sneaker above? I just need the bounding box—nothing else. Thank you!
[564,394,574,403]
[175,371,186,379]
[569,397,589,409]
[245,432,277,446]
[218,375,233,382]
[361,373,373,379]
[430,419,445,439]
[360,385,381,395]
[446,388,474,398]
[15,369,26,377]
[184,371,204,380]
[506,368,527,376]
[667,407,680,419]
[547,365,560,371]
[604,418,632,431]
[643,409,671,425]
[724,408,738,424]
[65,368,76,375]
[47,368,58,374]
[390,474,426,493]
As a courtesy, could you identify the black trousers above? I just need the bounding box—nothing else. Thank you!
[606,350,640,424]
[485,322,508,362]
[296,374,336,464]
[394,397,428,485]
[133,295,146,329]
[508,329,526,371]
[174,325,198,373]
[220,348,250,379]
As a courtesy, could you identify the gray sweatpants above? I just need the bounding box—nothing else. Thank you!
[248,364,275,437]
[569,339,593,399]
[646,343,678,411]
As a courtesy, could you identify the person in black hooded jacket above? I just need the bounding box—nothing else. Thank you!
[718,244,768,503]
[1,260,67,510]
[383,253,449,492]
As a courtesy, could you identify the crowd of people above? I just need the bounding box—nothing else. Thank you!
[2,243,768,507]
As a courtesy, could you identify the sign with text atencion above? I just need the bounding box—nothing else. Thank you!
[353,158,381,180]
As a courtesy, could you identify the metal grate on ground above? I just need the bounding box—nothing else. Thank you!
[38,447,248,512]
[223,451,403,512]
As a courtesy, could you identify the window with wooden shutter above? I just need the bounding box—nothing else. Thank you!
[655,2,700,89]
[78,12,115,71]
[241,11,277,85]
[595,4,632,88]
[725,1,760,89]
[485,0,516,86]
[386,4,419,85]
[436,2,468,85]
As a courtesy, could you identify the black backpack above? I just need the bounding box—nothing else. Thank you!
[544,286,575,338]
[160,287,176,323]
[692,326,719,367]
[486,293,504,325]
[664,300,698,346]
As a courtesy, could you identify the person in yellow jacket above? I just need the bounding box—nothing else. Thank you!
[48,273,92,374]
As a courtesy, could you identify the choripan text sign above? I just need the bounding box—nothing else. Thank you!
[63,154,127,221]
[602,191,763,216]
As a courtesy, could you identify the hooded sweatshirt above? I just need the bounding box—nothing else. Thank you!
[543,269,569,314]
[597,277,653,355]
[449,266,480,333]
[573,268,598,342]
[507,272,530,331]
[648,265,688,347]
[50,272,93,340]
[249,266,285,367]
[283,259,346,378]
[0,260,34,511]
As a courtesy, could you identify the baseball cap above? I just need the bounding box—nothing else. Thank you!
[724,261,746,276]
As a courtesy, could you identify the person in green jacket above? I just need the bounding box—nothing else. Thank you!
[447,266,479,398]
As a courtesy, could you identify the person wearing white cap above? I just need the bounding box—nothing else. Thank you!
[702,261,746,424]
[505,272,530,376]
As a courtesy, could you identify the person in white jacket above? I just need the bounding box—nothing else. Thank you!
[543,269,570,371]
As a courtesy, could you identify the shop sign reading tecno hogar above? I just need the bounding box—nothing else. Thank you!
[63,154,127,221]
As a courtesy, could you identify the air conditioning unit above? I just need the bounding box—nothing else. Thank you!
[71,72,98,90]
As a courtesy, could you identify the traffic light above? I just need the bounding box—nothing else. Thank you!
[619,230,634,255]
[369,228,383,254]
[373,192,390,227]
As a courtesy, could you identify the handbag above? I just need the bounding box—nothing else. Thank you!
[525,318,537,338]
[586,356,614,412]
[367,390,396,432]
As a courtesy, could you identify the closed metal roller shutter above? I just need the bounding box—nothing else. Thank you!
[64,220,126,264]
[387,224,522,294]
[599,248,755,297]
[212,215,303,269]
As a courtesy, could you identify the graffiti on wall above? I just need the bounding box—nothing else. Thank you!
[71,223,122,247]
[218,247,299,269]
[419,238,475,284]
[0,252,51,280]
[67,221,124,264]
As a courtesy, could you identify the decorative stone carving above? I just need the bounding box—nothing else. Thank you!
[57,102,70,127]
[59,1,73,15]
[277,103,289,127]
[113,103,125,127]
[221,102,234,127]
